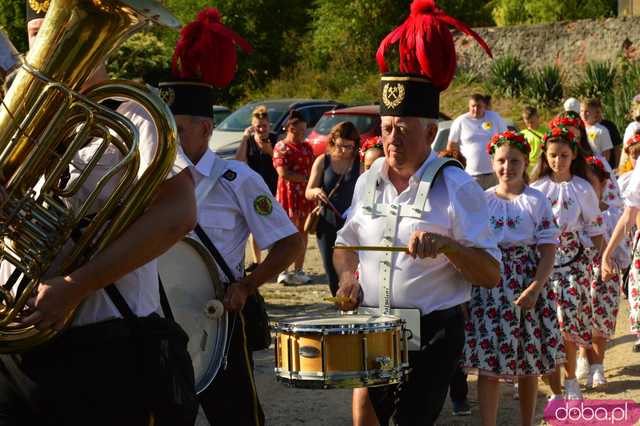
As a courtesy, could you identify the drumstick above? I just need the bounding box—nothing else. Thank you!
[323,296,353,303]
[334,245,409,252]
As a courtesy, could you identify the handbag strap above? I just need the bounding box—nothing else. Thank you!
[194,223,236,285]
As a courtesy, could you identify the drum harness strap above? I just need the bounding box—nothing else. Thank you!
[360,156,462,322]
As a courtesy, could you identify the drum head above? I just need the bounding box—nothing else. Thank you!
[274,314,402,334]
[158,237,227,394]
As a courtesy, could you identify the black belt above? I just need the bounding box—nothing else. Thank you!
[421,304,462,323]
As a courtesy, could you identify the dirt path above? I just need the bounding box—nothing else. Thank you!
[199,237,640,425]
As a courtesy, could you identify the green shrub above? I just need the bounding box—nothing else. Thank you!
[524,65,563,107]
[107,32,172,83]
[602,62,640,133]
[575,61,616,99]
[486,56,529,98]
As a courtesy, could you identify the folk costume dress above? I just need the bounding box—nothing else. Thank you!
[531,176,606,347]
[272,140,315,220]
[463,186,561,378]
[622,166,640,337]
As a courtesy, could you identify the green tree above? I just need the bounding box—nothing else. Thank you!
[107,32,173,83]
[0,0,27,53]
[492,0,616,26]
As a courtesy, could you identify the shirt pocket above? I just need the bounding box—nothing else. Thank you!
[198,206,236,234]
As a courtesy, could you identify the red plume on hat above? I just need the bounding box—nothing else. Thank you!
[376,0,492,91]
[172,8,253,88]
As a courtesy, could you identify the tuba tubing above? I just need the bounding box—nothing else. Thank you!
[0,0,181,353]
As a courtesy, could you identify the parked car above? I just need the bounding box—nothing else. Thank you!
[209,99,346,159]
[306,105,381,157]
[212,105,231,126]
[307,105,453,156]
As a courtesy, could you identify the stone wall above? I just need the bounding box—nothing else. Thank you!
[454,16,640,74]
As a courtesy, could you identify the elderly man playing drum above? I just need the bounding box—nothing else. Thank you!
[159,77,302,426]
[333,4,499,424]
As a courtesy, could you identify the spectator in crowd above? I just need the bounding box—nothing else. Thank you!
[599,114,623,169]
[564,97,581,114]
[273,110,315,285]
[581,99,613,163]
[361,138,385,171]
[521,106,546,175]
[447,94,507,189]
[305,121,360,296]
[236,105,279,271]
[620,95,640,169]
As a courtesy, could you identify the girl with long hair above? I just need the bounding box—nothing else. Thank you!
[530,126,606,400]
[464,131,560,425]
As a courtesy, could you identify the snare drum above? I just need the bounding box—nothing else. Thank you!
[273,314,409,389]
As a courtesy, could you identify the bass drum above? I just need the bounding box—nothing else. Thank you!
[157,236,228,394]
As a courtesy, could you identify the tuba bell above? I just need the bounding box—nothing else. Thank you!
[0,0,180,352]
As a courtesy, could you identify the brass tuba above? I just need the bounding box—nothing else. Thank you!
[0,0,180,352]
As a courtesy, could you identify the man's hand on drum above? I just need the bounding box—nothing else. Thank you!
[223,281,252,312]
[408,231,451,259]
[335,274,361,311]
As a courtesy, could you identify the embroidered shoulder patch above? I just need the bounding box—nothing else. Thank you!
[222,170,237,181]
[254,195,273,216]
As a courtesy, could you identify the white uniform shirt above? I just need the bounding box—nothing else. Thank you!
[336,152,500,315]
[530,176,605,247]
[449,112,507,176]
[585,123,613,157]
[0,101,192,327]
[192,149,297,281]
[485,186,559,248]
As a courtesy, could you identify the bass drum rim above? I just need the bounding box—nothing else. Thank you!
[158,236,228,394]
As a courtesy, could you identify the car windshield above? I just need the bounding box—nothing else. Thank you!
[216,103,289,132]
[314,114,377,135]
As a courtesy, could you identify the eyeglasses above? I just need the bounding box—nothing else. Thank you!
[334,144,355,151]
[253,112,268,119]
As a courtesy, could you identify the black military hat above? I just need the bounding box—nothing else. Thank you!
[26,0,49,22]
[158,81,213,118]
[379,72,439,119]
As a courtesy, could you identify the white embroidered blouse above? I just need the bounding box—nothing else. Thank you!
[485,186,559,248]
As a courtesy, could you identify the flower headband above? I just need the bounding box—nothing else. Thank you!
[359,137,384,162]
[586,156,606,174]
[625,134,640,149]
[549,115,582,130]
[486,130,530,156]
[542,125,577,151]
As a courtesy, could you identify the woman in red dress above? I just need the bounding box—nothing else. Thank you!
[273,110,315,284]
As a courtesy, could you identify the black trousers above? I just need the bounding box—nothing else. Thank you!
[0,315,196,426]
[316,219,340,296]
[199,313,265,426]
[368,306,465,426]
[449,365,469,403]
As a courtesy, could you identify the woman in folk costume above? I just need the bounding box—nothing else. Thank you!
[581,156,626,388]
[346,1,494,425]
[530,126,606,400]
[549,113,625,389]
[463,131,560,426]
[603,134,640,354]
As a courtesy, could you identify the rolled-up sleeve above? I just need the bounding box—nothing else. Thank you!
[449,180,501,261]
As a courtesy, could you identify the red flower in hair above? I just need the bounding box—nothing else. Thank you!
[376,0,492,91]
[542,125,577,151]
[486,130,530,156]
[586,156,606,175]
[625,134,640,148]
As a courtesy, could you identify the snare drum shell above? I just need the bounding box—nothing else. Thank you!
[274,314,408,388]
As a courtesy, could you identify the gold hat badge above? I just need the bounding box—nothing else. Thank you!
[382,83,405,109]
[28,0,50,14]
[159,87,175,106]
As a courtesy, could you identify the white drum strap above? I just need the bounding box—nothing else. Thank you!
[360,157,462,315]
[196,156,228,206]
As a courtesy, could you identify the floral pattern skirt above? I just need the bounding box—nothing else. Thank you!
[463,245,561,378]
[588,250,620,339]
[628,231,640,336]
[550,232,593,347]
